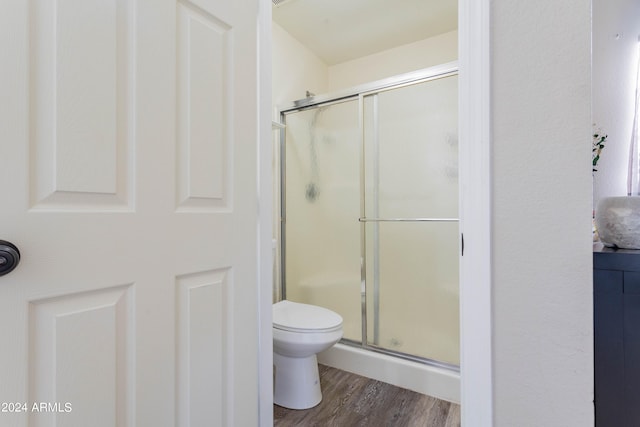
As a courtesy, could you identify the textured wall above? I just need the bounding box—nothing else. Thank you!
[491,1,594,426]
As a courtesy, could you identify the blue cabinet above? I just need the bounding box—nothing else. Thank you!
[594,247,640,426]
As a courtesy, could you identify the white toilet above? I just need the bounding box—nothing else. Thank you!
[272,300,343,409]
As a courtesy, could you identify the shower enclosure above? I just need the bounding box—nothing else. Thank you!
[278,63,459,369]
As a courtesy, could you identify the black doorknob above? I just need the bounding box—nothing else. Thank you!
[0,240,20,276]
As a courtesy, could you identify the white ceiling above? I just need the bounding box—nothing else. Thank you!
[272,0,458,65]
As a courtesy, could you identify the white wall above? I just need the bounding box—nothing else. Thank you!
[328,31,458,92]
[491,1,593,426]
[272,22,328,113]
[272,24,457,102]
[592,0,640,204]
[271,23,329,302]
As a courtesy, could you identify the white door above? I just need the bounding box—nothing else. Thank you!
[0,0,261,426]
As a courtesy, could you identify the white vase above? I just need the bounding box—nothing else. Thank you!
[595,196,640,249]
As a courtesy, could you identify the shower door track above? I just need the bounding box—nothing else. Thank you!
[278,61,458,114]
[359,218,459,222]
[278,62,460,372]
[340,337,460,373]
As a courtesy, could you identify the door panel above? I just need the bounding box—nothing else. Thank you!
[30,0,133,209]
[364,221,460,364]
[363,77,459,220]
[0,0,260,426]
[175,268,230,426]
[363,75,460,366]
[29,286,133,426]
[282,100,362,342]
[177,1,231,210]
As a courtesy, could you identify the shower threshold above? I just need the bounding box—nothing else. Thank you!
[338,338,460,373]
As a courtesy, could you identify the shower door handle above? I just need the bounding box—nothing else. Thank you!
[358,217,459,222]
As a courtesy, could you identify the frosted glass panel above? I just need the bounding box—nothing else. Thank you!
[283,100,361,342]
[363,75,459,365]
[365,222,460,364]
[363,75,458,219]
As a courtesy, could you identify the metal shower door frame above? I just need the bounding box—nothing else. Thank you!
[278,62,460,371]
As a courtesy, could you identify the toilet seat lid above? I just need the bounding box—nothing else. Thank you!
[273,300,343,333]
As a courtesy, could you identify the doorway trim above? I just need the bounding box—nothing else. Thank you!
[459,0,493,425]
[258,0,274,425]
[257,0,493,425]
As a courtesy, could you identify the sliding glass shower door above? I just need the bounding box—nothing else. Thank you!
[362,75,459,366]
[280,66,459,368]
[281,99,363,342]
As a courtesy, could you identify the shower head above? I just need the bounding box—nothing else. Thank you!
[272,0,297,7]
[305,182,319,202]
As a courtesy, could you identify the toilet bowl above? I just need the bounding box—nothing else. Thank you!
[273,300,343,409]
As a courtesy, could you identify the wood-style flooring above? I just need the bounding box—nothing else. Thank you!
[274,364,461,427]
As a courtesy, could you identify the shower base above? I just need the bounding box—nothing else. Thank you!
[317,343,460,404]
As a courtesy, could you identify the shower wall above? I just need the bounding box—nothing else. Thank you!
[272,23,328,110]
[272,22,458,112]
[282,71,459,367]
